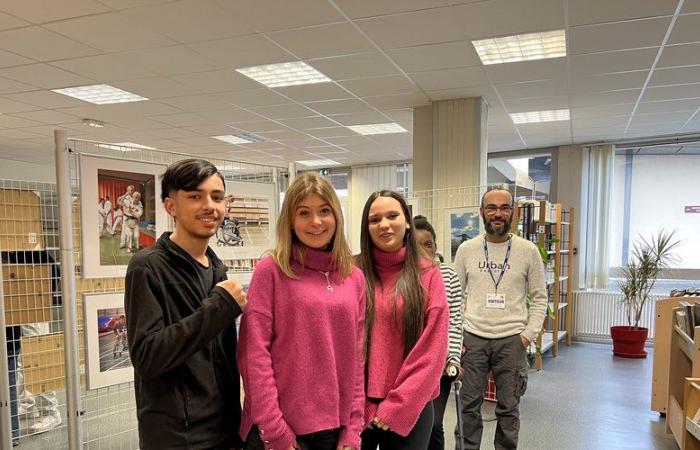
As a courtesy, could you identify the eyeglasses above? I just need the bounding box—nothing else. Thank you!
[483,205,513,215]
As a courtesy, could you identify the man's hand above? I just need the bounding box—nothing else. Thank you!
[445,362,464,380]
[216,278,247,310]
[520,334,530,349]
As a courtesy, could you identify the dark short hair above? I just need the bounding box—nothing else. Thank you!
[160,159,225,202]
[412,215,436,242]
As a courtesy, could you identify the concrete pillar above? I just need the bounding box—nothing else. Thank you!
[412,98,488,191]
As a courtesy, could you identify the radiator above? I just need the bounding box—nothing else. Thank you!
[572,290,662,344]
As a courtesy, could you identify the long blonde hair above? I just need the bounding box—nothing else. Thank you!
[272,172,353,278]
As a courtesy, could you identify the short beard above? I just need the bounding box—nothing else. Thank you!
[483,215,512,237]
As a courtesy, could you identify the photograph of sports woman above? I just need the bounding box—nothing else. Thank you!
[238,172,366,450]
[357,190,449,450]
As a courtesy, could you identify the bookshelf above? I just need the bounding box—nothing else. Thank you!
[667,321,700,449]
[511,200,574,370]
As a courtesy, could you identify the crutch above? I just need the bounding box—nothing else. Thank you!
[453,378,465,450]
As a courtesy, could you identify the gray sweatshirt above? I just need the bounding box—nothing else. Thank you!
[453,233,547,343]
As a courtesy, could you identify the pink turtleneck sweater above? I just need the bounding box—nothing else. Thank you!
[364,247,448,437]
[238,247,366,450]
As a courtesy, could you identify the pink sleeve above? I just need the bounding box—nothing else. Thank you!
[237,261,296,450]
[375,266,449,436]
[339,274,366,449]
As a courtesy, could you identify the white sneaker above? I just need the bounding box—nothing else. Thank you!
[28,415,62,434]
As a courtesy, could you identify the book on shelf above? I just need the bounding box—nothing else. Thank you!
[677,310,689,334]
[681,301,696,338]
[693,405,700,424]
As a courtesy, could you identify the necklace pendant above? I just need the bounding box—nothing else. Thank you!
[326,285,333,292]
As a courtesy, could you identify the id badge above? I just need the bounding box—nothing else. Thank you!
[486,293,506,309]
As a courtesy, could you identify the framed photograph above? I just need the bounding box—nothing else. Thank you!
[210,180,277,262]
[444,207,482,263]
[80,155,167,278]
[83,292,133,389]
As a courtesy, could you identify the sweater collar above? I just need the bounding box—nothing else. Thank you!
[371,246,406,268]
[292,245,334,272]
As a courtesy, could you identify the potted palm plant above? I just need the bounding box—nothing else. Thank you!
[611,230,680,358]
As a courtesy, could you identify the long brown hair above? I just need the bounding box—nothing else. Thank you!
[358,190,426,358]
[272,172,353,278]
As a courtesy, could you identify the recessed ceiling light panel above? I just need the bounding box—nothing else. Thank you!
[296,159,340,167]
[473,30,566,65]
[53,84,148,105]
[510,109,570,124]
[347,123,408,135]
[236,61,331,88]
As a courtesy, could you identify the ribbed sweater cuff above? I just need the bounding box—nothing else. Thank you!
[338,426,361,450]
[376,400,419,437]
[262,426,295,450]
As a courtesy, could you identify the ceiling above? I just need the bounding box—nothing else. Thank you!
[1,0,700,168]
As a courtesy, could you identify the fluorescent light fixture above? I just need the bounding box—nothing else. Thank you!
[213,135,253,144]
[232,132,267,143]
[347,123,407,135]
[236,61,331,88]
[52,84,148,105]
[472,29,566,65]
[82,118,105,128]
[296,159,340,167]
[96,142,156,151]
[510,109,569,124]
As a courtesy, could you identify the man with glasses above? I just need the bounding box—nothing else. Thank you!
[452,188,547,450]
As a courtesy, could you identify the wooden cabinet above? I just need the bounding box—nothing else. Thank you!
[0,188,44,251]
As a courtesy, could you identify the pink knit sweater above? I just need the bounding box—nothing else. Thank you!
[364,247,448,436]
[238,247,366,450]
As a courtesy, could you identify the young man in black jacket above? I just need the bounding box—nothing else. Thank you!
[125,159,247,449]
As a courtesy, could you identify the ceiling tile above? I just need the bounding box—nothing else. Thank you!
[277,116,339,130]
[217,89,289,108]
[0,26,100,61]
[682,0,700,13]
[0,114,41,128]
[117,45,224,76]
[0,49,33,68]
[249,103,316,120]
[305,126,357,138]
[570,71,647,93]
[0,11,30,30]
[354,7,465,49]
[570,104,635,118]
[659,42,700,68]
[0,0,109,24]
[339,75,417,97]
[96,0,175,9]
[496,79,568,100]
[387,41,481,73]
[119,0,256,43]
[486,58,567,84]
[409,66,486,91]
[149,112,212,127]
[425,86,495,102]
[59,101,183,121]
[103,116,173,131]
[304,98,375,115]
[568,0,678,27]
[569,17,670,55]
[9,109,82,125]
[570,48,657,76]
[269,23,374,60]
[218,0,344,32]
[572,115,630,128]
[200,109,269,125]
[326,111,390,126]
[642,83,700,102]
[651,66,700,86]
[273,84,353,103]
[310,53,400,80]
[188,34,294,69]
[505,96,569,113]
[46,12,176,53]
[0,76,35,94]
[0,96,42,113]
[363,92,430,109]
[669,13,700,45]
[145,127,200,139]
[112,77,202,99]
[334,0,479,19]
[224,120,286,132]
[632,111,694,124]
[51,54,158,81]
[636,98,700,113]
[0,63,95,89]
[158,93,235,112]
[571,89,641,107]
[171,69,260,93]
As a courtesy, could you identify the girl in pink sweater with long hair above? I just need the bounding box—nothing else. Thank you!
[357,190,448,450]
[238,173,366,450]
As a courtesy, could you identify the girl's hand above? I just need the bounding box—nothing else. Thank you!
[372,417,389,431]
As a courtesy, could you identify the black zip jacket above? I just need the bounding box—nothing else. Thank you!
[125,232,242,449]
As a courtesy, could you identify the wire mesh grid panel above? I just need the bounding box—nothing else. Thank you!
[1,179,68,448]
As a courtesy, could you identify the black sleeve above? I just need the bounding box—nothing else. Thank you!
[125,265,243,380]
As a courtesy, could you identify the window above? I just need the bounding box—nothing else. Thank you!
[487,153,551,199]
[396,163,409,196]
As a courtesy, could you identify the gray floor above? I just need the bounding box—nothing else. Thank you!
[16,342,677,450]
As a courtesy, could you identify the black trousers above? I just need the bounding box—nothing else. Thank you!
[245,426,339,450]
[428,375,454,450]
[361,402,434,450]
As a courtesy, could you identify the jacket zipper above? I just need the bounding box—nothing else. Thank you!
[180,383,190,429]
[319,271,333,292]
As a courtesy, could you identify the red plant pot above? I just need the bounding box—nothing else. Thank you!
[610,325,649,358]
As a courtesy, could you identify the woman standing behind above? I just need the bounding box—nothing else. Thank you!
[358,190,448,450]
[412,215,464,450]
[238,173,366,450]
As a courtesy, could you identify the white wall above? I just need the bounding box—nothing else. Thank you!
[0,159,56,184]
